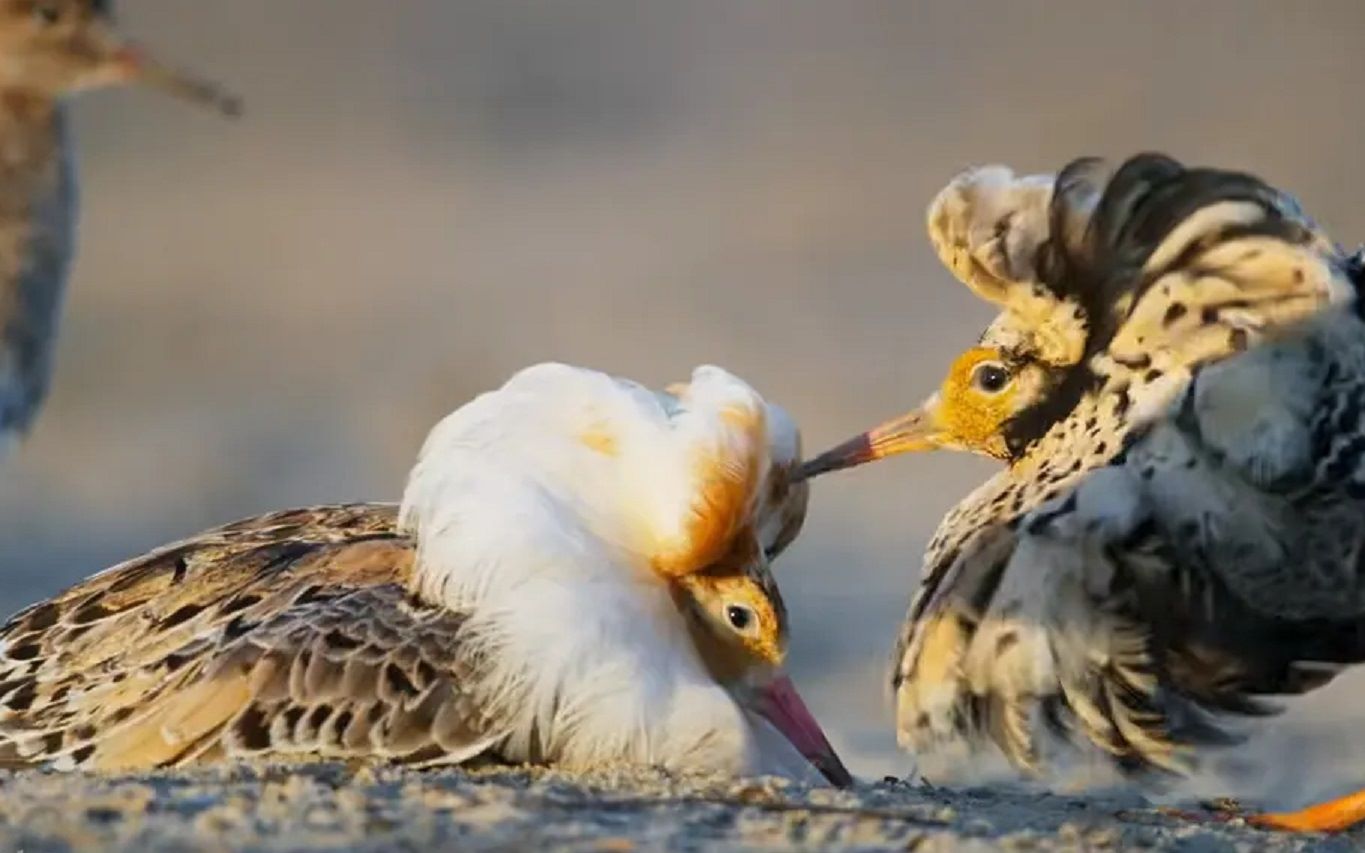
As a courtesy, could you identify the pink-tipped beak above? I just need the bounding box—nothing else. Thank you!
[754,674,853,787]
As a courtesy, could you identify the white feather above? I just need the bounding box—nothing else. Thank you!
[397,362,815,778]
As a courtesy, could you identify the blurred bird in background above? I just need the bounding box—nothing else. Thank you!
[0,0,238,453]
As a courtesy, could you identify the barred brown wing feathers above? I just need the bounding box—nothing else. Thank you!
[0,503,504,769]
[197,586,505,768]
[0,504,402,691]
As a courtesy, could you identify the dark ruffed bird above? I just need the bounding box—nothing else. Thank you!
[0,0,238,451]
[804,153,1365,831]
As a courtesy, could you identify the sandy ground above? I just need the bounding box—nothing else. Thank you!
[0,765,1355,852]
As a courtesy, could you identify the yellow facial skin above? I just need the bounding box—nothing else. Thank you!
[921,346,1030,459]
[673,532,786,686]
[798,346,1050,479]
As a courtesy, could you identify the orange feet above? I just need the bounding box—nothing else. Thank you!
[1249,788,1365,833]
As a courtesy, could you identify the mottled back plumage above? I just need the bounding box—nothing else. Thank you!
[0,504,458,769]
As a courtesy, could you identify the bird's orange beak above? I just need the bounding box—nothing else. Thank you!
[753,674,853,786]
[796,401,941,481]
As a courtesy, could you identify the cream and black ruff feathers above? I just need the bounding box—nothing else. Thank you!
[0,0,237,448]
[895,155,1355,771]
[0,363,849,785]
[805,153,1362,778]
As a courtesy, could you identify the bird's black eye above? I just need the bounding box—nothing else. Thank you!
[971,362,1011,394]
[726,605,753,631]
[34,3,62,25]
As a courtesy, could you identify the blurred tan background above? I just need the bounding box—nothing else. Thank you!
[2,0,1364,798]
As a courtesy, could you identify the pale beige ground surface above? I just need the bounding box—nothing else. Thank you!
[0,765,1356,853]
[0,1,1364,847]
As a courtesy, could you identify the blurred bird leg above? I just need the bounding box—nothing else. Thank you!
[1249,789,1365,833]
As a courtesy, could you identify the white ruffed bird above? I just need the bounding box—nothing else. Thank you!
[0,361,850,786]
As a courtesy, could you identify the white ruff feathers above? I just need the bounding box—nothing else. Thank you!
[398,363,813,777]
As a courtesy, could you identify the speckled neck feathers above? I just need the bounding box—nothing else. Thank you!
[923,154,1348,579]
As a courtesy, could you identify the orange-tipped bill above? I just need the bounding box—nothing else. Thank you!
[754,674,853,786]
[796,404,938,481]
[111,44,242,117]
